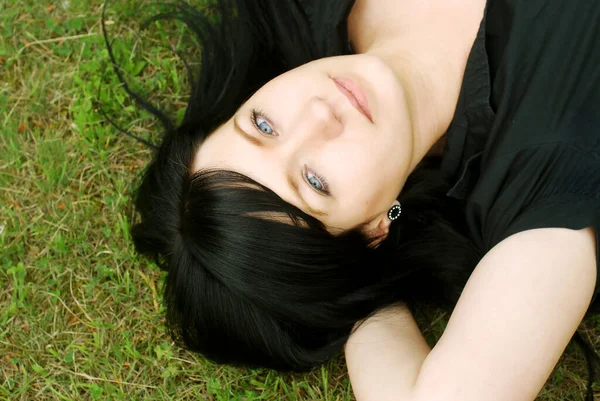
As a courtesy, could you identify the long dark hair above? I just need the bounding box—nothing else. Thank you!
[102,0,598,396]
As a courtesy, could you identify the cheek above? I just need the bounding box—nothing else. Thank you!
[328,152,388,209]
[254,66,324,103]
[339,148,404,212]
[325,143,387,190]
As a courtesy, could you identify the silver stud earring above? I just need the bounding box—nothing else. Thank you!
[387,204,402,221]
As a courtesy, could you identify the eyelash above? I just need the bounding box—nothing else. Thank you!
[249,108,330,195]
[304,166,330,195]
[251,109,277,136]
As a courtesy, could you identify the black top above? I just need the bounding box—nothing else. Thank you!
[298,0,600,304]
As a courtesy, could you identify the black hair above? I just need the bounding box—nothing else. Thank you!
[101,0,598,397]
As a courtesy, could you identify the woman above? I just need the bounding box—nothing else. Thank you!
[103,0,600,399]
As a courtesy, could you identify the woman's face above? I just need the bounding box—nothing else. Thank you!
[194,54,414,233]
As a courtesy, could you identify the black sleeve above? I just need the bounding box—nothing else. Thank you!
[459,0,600,308]
[472,146,600,306]
[499,194,600,305]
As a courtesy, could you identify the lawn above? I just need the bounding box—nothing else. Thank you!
[1,0,599,400]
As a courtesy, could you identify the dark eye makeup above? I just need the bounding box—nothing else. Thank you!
[303,166,330,195]
[251,109,277,136]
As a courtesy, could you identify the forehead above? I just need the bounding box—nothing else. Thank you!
[194,119,249,168]
[194,119,279,186]
[194,118,328,218]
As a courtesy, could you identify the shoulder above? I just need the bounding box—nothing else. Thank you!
[469,227,596,306]
[486,226,596,276]
[462,142,600,252]
[464,226,598,333]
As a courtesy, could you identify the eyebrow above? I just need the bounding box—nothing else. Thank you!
[233,115,327,218]
[233,116,263,147]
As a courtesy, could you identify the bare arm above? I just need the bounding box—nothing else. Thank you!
[345,304,430,400]
[345,227,597,401]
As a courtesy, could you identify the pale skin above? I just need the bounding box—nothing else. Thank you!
[193,0,599,399]
[346,226,597,401]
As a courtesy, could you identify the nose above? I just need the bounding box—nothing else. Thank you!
[296,96,343,142]
[274,97,343,164]
[275,97,344,176]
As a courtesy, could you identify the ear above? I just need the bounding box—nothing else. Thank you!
[365,200,400,247]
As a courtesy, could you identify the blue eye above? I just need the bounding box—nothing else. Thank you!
[256,118,273,135]
[251,109,276,136]
[304,168,330,195]
[306,172,322,190]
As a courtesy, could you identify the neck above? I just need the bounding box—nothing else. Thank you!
[348,0,486,172]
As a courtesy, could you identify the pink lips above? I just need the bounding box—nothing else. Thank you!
[332,77,373,123]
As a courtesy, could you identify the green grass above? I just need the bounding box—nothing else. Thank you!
[0,0,598,400]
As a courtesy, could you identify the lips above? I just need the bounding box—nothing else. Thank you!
[332,77,373,123]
